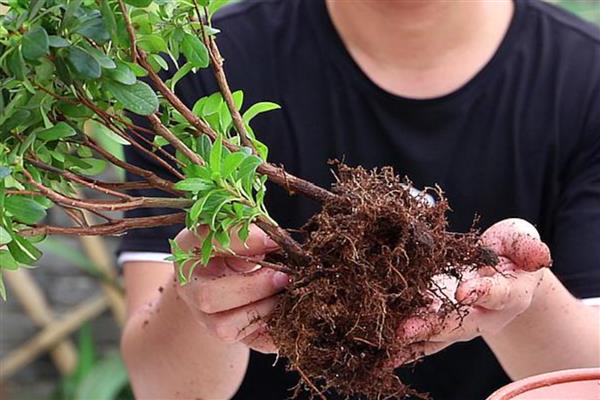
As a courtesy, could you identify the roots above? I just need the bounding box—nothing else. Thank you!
[266,164,497,399]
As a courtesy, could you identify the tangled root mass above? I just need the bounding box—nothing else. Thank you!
[266,164,497,399]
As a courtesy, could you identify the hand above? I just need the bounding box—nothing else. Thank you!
[395,218,552,366]
[173,225,287,353]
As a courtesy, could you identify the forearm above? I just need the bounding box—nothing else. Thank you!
[121,268,249,399]
[483,269,600,380]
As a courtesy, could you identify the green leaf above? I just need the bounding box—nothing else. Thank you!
[201,232,214,266]
[0,227,12,246]
[74,352,129,400]
[87,119,130,145]
[203,92,223,116]
[37,122,76,141]
[209,135,223,173]
[100,0,118,41]
[74,12,110,44]
[8,236,42,265]
[138,34,168,53]
[149,54,169,71]
[174,178,213,192]
[104,61,136,85]
[168,62,193,90]
[0,249,20,270]
[71,158,107,175]
[222,151,246,178]
[5,197,47,225]
[125,0,153,7]
[215,230,230,249]
[208,0,231,17]
[8,49,26,80]
[80,44,116,69]
[48,36,69,48]
[0,272,6,301]
[238,221,251,243]
[28,0,47,20]
[232,90,244,110]
[74,323,96,381]
[22,27,49,60]
[181,33,209,68]
[237,155,262,195]
[105,80,158,116]
[242,102,281,125]
[65,46,102,79]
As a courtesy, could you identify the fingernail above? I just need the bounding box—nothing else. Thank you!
[272,271,289,289]
[263,235,280,251]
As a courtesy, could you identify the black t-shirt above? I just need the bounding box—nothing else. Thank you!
[120,0,600,398]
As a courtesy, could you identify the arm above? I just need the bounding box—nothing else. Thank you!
[121,260,250,399]
[121,226,286,399]
[483,269,600,380]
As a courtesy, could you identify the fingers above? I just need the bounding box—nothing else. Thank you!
[201,296,280,343]
[175,225,280,273]
[398,314,444,343]
[482,218,551,272]
[241,326,278,354]
[184,267,289,314]
[394,341,451,367]
[456,275,511,310]
[175,224,279,255]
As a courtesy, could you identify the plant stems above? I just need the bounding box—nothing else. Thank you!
[77,94,184,180]
[26,157,133,200]
[117,0,138,62]
[136,52,337,204]
[22,169,191,212]
[146,114,205,166]
[19,213,185,237]
[84,138,181,196]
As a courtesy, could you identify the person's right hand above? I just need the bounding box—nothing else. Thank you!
[173,225,288,353]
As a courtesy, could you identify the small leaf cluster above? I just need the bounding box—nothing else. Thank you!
[169,134,270,284]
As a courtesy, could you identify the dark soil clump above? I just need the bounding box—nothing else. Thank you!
[267,164,497,399]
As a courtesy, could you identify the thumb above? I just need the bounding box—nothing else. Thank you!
[481,218,551,272]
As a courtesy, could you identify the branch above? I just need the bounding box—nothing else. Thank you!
[83,138,181,196]
[19,213,185,237]
[26,157,133,200]
[117,0,138,62]
[22,169,191,212]
[77,93,184,180]
[255,217,311,264]
[146,114,205,166]
[199,6,252,148]
[137,53,336,203]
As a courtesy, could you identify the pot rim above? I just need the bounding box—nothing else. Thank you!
[487,368,600,400]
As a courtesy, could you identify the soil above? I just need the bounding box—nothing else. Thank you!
[266,164,498,399]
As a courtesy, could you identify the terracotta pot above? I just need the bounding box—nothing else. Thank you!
[487,368,600,400]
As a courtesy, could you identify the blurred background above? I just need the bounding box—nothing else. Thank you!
[0,1,598,399]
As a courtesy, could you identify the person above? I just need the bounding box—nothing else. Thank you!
[118,0,600,399]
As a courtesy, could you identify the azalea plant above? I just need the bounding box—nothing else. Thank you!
[0,0,330,299]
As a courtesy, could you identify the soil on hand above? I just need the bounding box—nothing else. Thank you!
[266,164,498,399]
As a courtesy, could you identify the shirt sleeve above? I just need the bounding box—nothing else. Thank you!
[549,86,600,300]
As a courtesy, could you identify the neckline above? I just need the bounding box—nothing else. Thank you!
[307,0,529,107]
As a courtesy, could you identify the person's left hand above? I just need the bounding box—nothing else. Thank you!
[394,218,552,366]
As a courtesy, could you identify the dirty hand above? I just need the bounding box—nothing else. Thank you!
[396,218,552,365]
[173,225,286,353]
